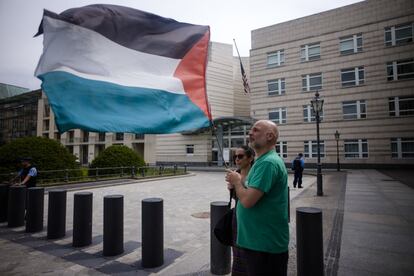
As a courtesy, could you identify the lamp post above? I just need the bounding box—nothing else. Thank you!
[334,130,340,172]
[311,91,324,196]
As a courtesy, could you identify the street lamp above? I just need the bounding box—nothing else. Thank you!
[311,91,324,196]
[334,130,340,172]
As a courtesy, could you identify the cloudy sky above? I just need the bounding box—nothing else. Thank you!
[0,0,363,90]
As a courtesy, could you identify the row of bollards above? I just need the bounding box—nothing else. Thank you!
[0,185,164,267]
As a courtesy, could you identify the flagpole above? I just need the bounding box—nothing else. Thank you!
[233,39,250,94]
[233,38,243,64]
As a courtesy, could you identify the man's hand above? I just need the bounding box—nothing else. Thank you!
[225,169,264,209]
[225,169,241,187]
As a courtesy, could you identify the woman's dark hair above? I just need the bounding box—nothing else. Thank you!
[240,145,254,158]
[240,145,255,166]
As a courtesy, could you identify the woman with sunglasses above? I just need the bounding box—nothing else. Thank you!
[230,145,255,276]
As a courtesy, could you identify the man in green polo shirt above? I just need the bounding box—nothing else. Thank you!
[226,120,289,275]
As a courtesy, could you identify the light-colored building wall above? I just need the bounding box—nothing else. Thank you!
[250,0,414,167]
[206,41,235,118]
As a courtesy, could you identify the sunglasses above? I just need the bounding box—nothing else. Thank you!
[234,154,245,159]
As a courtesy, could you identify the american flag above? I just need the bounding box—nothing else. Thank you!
[240,60,250,94]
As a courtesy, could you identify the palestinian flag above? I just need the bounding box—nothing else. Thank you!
[35,4,212,134]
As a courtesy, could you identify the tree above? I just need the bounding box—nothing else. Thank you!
[0,137,80,182]
[90,145,145,169]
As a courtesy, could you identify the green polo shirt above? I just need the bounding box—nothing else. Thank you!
[236,149,289,253]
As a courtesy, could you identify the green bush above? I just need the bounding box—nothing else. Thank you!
[0,136,80,182]
[89,145,145,176]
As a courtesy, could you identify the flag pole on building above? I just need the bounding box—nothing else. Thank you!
[233,39,250,94]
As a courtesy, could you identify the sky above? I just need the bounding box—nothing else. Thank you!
[0,0,363,90]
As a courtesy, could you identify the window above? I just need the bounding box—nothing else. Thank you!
[302,73,322,91]
[385,23,413,46]
[115,133,124,141]
[98,132,106,142]
[82,131,89,142]
[54,132,61,141]
[301,43,320,61]
[269,107,287,124]
[387,59,414,81]
[340,34,363,54]
[135,133,144,140]
[303,105,324,122]
[231,138,244,148]
[276,141,287,158]
[342,100,366,119]
[304,140,325,158]
[341,67,365,87]
[391,138,414,158]
[267,50,285,67]
[267,78,285,95]
[44,104,50,117]
[43,119,49,131]
[68,130,74,143]
[186,144,194,155]
[344,139,368,158]
[389,96,414,116]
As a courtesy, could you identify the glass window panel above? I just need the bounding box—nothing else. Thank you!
[309,76,321,85]
[302,78,307,90]
[402,141,414,152]
[342,71,355,82]
[269,112,279,120]
[308,47,320,55]
[268,81,278,92]
[385,31,392,44]
[358,69,365,82]
[357,36,363,48]
[231,138,244,148]
[395,25,413,42]
[343,104,357,114]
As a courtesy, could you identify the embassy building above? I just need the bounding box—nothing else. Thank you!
[250,0,414,168]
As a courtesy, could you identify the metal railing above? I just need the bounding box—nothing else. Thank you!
[0,165,186,186]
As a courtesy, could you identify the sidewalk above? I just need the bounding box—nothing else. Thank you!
[338,170,414,275]
[0,170,413,275]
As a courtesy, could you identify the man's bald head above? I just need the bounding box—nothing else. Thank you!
[249,120,280,153]
[255,120,279,145]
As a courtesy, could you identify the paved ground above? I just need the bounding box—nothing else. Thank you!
[0,170,413,275]
[338,170,414,275]
[0,172,314,275]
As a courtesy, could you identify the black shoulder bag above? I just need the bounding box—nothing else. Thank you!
[213,190,234,246]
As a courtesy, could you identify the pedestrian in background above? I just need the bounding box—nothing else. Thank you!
[292,153,304,188]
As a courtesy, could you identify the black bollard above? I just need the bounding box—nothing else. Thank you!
[288,187,290,223]
[47,190,67,239]
[142,198,163,268]
[73,192,93,247]
[0,184,9,222]
[103,195,124,256]
[26,187,45,233]
[210,201,231,275]
[296,207,324,276]
[7,186,26,227]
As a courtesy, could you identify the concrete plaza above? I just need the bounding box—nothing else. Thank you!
[0,170,413,275]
